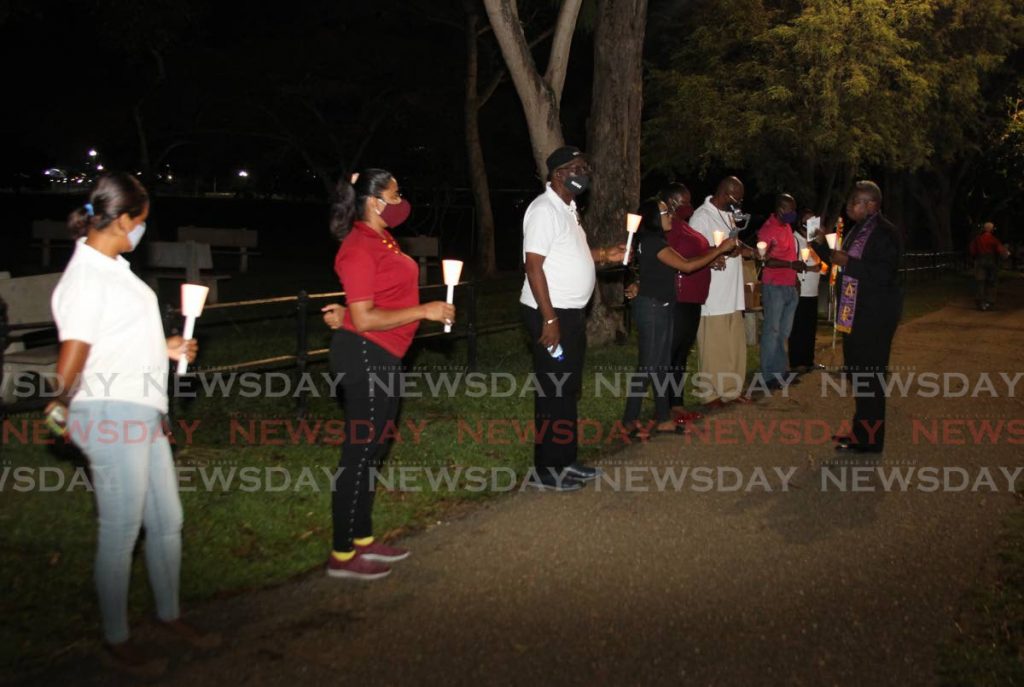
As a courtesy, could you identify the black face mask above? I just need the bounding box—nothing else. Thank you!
[565,174,590,195]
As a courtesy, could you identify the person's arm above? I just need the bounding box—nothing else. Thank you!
[591,245,626,264]
[48,340,89,409]
[524,252,560,349]
[764,257,807,272]
[348,299,453,333]
[656,238,738,274]
[840,226,903,282]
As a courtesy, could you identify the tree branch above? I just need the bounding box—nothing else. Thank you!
[543,0,583,102]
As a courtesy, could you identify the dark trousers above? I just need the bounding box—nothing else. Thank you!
[842,311,899,450]
[522,305,586,473]
[623,296,675,424]
[788,295,818,368]
[670,302,702,408]
[329,329,402,552]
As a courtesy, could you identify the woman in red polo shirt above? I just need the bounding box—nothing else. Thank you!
[320,168,454,580]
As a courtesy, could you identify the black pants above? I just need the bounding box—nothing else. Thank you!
[670,302,702,408]
[842,310,899,450]
[522,305,586,473]
[329,329,402,552]
[788,295,818,368]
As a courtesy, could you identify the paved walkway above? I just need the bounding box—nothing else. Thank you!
[33,279,1024,686]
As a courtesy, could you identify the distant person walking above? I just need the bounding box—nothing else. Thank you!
[969,222,1010,310]
[48,172,217,678]
[321,168,454,580]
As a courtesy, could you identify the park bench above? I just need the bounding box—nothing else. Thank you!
[0,272,61,405]
[397,235,440,285]
[31,220,73,267]
[177,226,259,273]
[144,241,230,303]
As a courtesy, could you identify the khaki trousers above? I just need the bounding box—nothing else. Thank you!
[696,310,747,402]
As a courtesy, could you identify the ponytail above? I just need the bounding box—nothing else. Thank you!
[329,168,394,241]
[67,172,149,239]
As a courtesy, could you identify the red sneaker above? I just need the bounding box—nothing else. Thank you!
[356,540,410,563]
[326,553,391,580]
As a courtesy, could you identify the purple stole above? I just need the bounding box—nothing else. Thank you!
[835,214,879,334]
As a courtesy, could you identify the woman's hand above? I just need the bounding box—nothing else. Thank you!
[603,244,627,264]
[422,301,456,327]
[624,283,639,300]
[321,303,346,330]
[710,255,727,271]
[167,336,198,362]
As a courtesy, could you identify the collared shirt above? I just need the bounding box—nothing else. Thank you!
[51,238,169,412]
[520,184,596,310]
[758,214,798,286]
[665,218,712,304]
[688,196,745,316]
[335,221,421,358]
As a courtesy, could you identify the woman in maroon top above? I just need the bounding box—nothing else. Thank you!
[661,183,722,424]
[320,168,454,580]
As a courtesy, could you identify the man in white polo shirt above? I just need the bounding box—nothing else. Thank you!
[688,176,753,407]
[520,145,624,491]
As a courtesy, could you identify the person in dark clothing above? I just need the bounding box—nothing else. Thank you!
[623,197,738,438]
[660,183,724,425]
[811,181,903,453]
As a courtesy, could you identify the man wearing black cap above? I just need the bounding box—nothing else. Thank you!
[520,145,625,490]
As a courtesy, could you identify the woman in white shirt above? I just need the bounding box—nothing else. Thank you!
[47,172,217,677]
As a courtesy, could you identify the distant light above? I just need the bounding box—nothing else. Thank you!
[96,164,104,171]
[88,149,98,157]
[238,170,249,178]
[166,174,173,181]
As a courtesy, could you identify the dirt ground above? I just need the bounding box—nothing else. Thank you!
[18,278,1024,687]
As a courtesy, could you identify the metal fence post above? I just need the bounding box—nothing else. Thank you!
[467,282,478,372]
[295,290,310,418]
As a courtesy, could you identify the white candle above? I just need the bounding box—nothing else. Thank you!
[756,240,768,258]
[441,259,463,333]
[801,247,811,262]
[622,213,642,265]
[712,230,725,247]
[177,283,210,375]
[825,234,837,250]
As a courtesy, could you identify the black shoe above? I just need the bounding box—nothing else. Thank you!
[764,379,784,391]
[563,463,601,482]
[526,471,584,492]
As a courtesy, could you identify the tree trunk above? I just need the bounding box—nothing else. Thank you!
[482,0,581,178]
[133,103,154,191]
[585,0,648,344]
[464,1,498,275]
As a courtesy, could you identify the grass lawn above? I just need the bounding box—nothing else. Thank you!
[0,269,982,674]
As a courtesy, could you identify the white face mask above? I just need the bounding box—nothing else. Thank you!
[127,221,146,251]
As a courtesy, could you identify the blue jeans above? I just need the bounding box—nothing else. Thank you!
[623,296,675,424]
[759,284,799,382]
[68,401,182,644]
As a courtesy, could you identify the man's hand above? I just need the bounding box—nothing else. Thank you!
[539,317,560,350]
[624,283,639,299]
[603,244,626,264]
[792,260,808,273]
[711,255,727,271]
[830,250,850,267]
